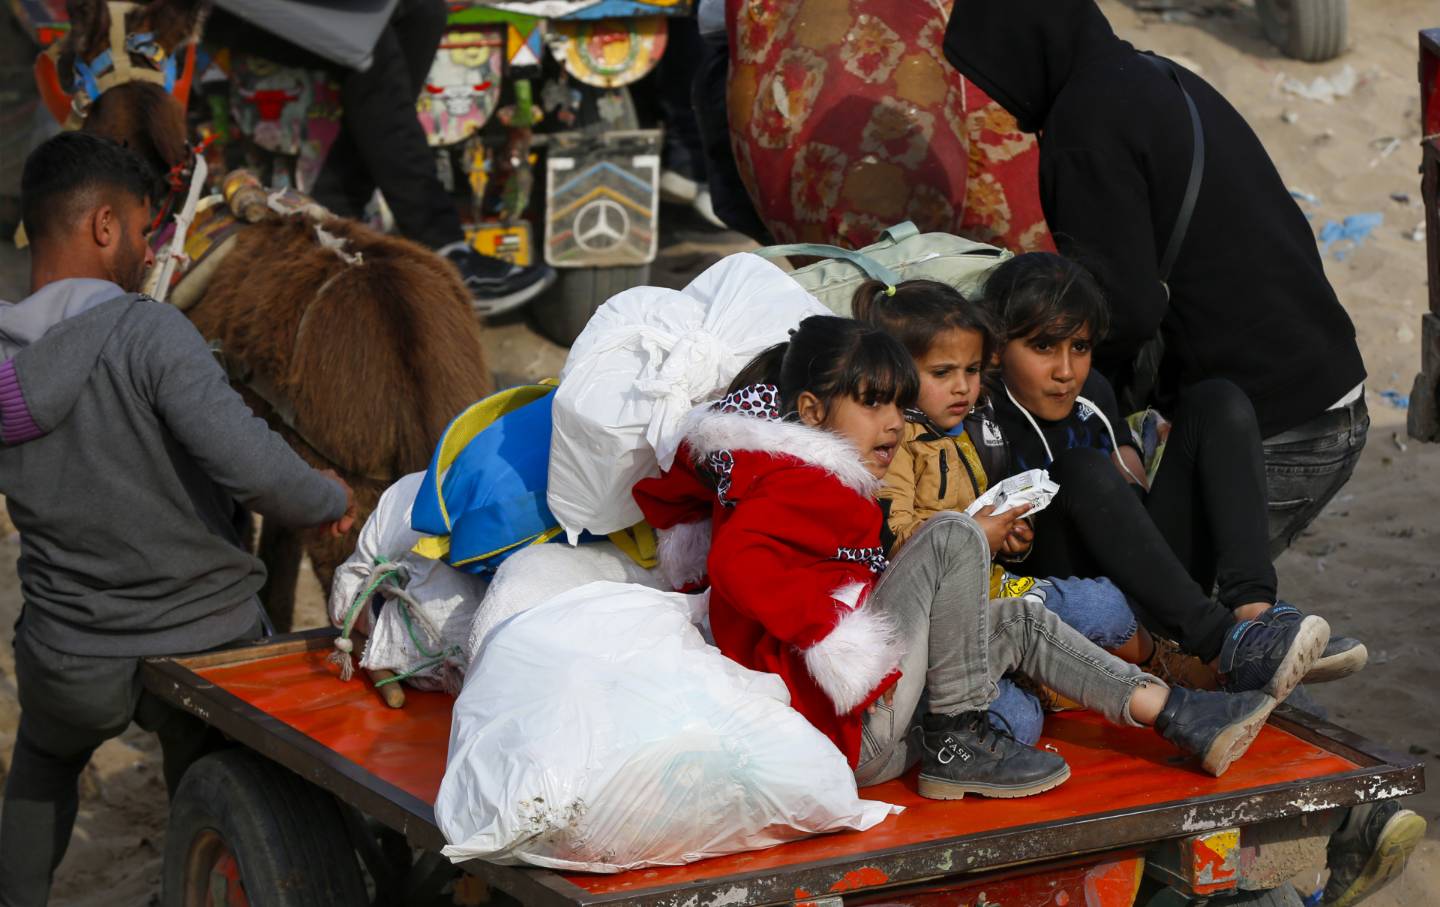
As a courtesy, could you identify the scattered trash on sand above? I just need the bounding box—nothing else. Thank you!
[1317,212,1383,260]
[1406,221,1426,242]
[1392,432,1409,453]
[1378,389,1410,409]
[1289,187,1321,205]
[1391,191,1412,205]
[1277,64,1357,104]
[1280,109,1299,124]
[1367,136,1402,168]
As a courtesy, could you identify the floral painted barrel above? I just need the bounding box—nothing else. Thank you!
[726,0,1052,253]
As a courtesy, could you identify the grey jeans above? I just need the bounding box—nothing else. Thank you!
[1263,395,1369,558]
[854,513,1161,786]
[0,614,261,907]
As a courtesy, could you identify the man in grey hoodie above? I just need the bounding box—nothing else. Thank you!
[0,133,356,905]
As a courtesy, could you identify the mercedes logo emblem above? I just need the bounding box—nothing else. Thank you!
[573,198,629,252]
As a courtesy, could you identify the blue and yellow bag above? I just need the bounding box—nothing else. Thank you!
[410,385,561,574]
[410,384,660,575]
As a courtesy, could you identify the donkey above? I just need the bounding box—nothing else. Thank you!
[51,0,495,630]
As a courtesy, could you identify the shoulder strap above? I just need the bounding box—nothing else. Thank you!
[1140,54,1205,283]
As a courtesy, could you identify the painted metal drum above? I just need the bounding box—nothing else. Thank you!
[726,0,1052,253]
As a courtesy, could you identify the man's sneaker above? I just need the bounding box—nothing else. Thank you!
[1262,603,1368,683]
[1217,610,1329,702]
[1322,799,1427,906]
[1155,686,1277,777]
[440,243,557,317]
[917,711,1070,800]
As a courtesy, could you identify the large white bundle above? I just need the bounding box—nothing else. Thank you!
[464,539,668,663]
[329,472,488,691]
[437,581,898,873]
[547,252,829,541]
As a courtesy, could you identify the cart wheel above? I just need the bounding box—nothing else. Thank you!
[162,749,367,907]
[1257,0,1348,62]
[531,263,651,346]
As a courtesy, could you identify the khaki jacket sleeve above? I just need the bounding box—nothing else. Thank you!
[879,438,927,555]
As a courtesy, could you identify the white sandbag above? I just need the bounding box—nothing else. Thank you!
[437,581,898,872]
[329,472,488,691]
[464,539,668,663]
[547,253,829,541]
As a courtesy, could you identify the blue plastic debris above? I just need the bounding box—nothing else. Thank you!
[1318,213,1384,260]
[1378,389,1410,409]
[1290,188,1321,205]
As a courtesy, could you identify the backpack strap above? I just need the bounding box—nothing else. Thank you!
[1123,55,1206,414]
[1141,54,1206,284]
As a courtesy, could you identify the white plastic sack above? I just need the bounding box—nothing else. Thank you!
[329,472,489,691]
[547,253,829,541]
[464,540,668,663]
[437,581,898,872]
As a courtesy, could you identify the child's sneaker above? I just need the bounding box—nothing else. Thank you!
[917,711,1070,800]
[1262,603,1368,683]
[1154,686,1277,777]
[1217,611,1329,702]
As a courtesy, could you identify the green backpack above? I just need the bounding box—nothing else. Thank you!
[754,221,1012,315]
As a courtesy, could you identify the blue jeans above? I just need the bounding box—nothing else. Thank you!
[988,574,1138,745]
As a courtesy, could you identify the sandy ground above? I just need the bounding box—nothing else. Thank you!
[0,0,1437,903]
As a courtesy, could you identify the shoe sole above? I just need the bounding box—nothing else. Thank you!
[1305,642,1369,684]
[469,268,559,318]
[1262,615,1330,702]
[1200,693,1278,777]
[1328,809,1427,907]
[917,764,1071,800]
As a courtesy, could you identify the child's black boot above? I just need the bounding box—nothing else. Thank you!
[1155,686,1276,777]
[1217,611,1329,702]
[917,711,1070,800]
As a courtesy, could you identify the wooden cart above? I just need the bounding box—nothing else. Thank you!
[140,629,1425,907]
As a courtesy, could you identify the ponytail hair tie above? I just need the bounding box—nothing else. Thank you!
[884,285,897,296]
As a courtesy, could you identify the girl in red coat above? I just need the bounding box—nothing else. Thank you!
[634,316,1316,799]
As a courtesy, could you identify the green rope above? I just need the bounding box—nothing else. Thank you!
[372,655,450,687]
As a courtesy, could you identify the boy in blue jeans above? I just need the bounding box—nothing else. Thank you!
[0,133,356,906]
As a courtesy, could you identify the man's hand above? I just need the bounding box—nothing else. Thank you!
[973,502,1033,557]
[318,469,357,537]
[1000,517,1034,558]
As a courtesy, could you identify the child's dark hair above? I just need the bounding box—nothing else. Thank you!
[851,278,997,364]
[21,132,153,244]
[727,316,919,415]
[979,253,1109,345]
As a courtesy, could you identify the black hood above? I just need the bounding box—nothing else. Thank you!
[943,0,1127,133]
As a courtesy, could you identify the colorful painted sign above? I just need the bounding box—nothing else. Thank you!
[547,16,667,89]
[227,55,341,193]
[418,26,505,147]
[545,132,660,267]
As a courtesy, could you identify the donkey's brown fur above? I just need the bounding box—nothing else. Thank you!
[187,217,494,627]
[85,81,188,177]
[62,0,204,73]
[189,217,493,482]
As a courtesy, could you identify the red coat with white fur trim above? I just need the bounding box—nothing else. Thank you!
[633,388,904,766]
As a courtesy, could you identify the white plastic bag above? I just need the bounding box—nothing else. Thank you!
[437,581,898,872]
[465,539,668,663]
[329,472,489,691]
[547,253,829,541]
